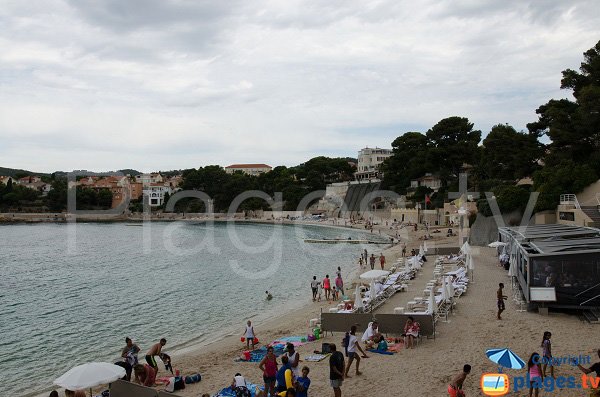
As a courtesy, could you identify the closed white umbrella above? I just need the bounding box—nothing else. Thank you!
[445,277,454,301]
[424,240,428,252]
[440,277,448,301]
[429,287,436,314]
[54,362,125,396]
[468,254,475,282]
[419,244,424,256]
[507,259,516,277]
[354,285,364,311]
[460,241,471,255]
[404,260,410,273]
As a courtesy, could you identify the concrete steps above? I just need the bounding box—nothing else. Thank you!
[581,206,600,227]
[582,310,600,324]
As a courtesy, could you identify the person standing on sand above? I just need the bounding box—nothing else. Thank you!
[541,331,554,379]
[243,320,256,350]
[369,254,376,270]
[329,344,345,397]
[146,338,166,376]
[577,349,600,396]
[344,325,368,378]
[335,273,344,297]
[311,276,320,301]
[448,364,471,397]
[259,346,278,397]
[402,244,406,257]
[363,249,368,264]
[379,253,386,270]
[497,283,507,320]
[323,275,332,301]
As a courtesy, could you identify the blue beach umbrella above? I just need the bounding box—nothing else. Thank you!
[485,348,526,372]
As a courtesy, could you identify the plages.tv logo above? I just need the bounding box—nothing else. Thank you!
[481,348,526,396]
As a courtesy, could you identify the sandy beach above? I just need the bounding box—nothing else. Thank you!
[145,221,597,397]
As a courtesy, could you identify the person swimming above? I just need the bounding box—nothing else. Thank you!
[265,291,273,300]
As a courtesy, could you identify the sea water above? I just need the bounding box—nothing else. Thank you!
[0,222,384,397]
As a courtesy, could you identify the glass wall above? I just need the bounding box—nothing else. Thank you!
[531,254,600,306]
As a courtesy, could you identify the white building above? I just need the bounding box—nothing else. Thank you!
[143,184,173,207]
[355,147,392,181]
[225,164,272,176]
[410,173,443,191]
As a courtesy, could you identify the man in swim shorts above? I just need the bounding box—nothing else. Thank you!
[146,338,166,375]
[448,364,470,396]
[497,283,507,320]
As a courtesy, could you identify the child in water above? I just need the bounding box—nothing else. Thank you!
[265,291,273,300]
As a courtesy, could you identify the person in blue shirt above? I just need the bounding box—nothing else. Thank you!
[295,366,311,397]
[276,355,292,393]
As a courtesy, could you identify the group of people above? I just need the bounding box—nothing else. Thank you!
[311,267,345,302]
[48,337,171,395]
[357,249,386,270]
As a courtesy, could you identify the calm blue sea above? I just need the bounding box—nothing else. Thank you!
[0,222,383,397]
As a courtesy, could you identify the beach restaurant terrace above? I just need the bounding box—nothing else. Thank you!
[498,224,600,309]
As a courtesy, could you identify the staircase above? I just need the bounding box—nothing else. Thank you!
[581,206,600,227]
[582,309,600,324]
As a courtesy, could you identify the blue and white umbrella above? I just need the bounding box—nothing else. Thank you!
[486,348,526,372]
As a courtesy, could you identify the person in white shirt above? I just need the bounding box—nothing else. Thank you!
[243,321,256,350]
[311,276,320,301]
[231,373,251,397]
[283,342,300,378]
[345,325,368,377]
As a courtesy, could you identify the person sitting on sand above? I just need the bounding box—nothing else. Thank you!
[361,322,381,349]
[134,363,157,387]
[295,366,311,397]
[377,335,388,351]
[231,373,251,397]
[283,342,300,377]
[146,338,166,375]
[448,364,471,397]
[276,356,292,394]
[403,316,420,349]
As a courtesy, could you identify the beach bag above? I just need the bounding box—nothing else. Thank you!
[185,373,201,384]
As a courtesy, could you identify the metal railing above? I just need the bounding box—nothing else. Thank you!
[559,194,581,209]
[575,282,600,298]
[580,294,600,306]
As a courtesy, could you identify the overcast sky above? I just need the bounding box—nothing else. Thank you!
[1,0,599,173]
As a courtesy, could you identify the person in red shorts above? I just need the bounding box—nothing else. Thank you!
[448,364,471,396]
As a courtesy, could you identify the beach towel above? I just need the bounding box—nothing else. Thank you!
[238,345,286,362]
[215,382,263,397]
[272,336,307,347]
[367,349,394,355]
[305,354,330,362]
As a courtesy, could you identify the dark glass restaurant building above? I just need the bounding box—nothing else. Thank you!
[498,224,600,309]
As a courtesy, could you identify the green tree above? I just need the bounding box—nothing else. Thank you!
[533,159,598,211]
[528,40,600,173]
[381,132,430,193]
[426,117,481,183]
[479,124,542,180]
